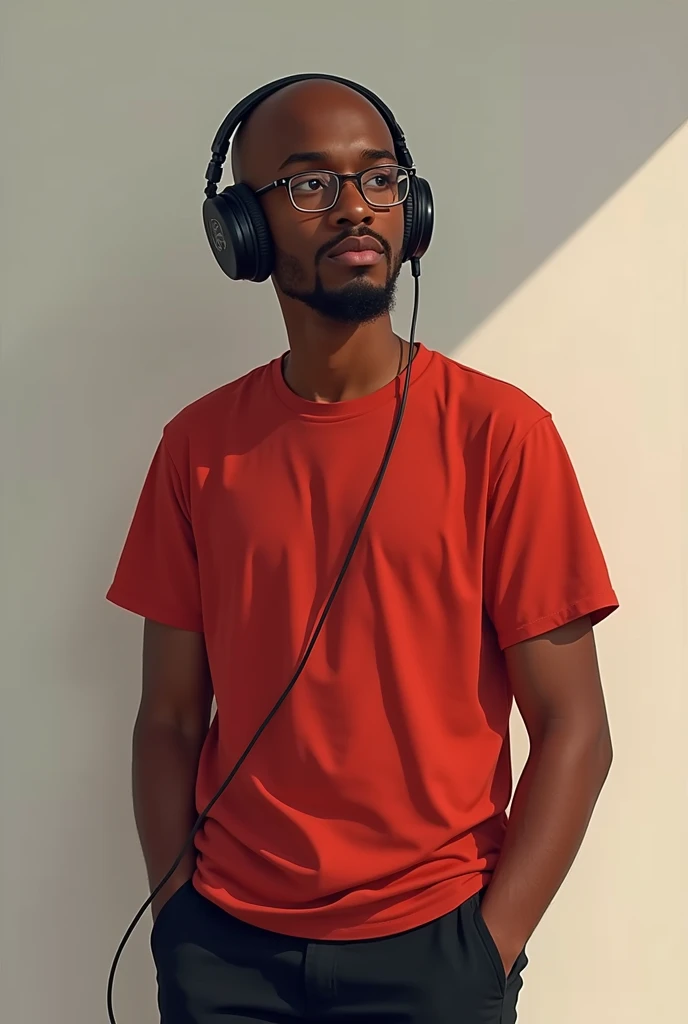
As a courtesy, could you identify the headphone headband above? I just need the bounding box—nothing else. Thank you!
[204,73,415,197]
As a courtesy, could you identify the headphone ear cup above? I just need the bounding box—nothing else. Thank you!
[401,175,434,264]
[202,184,274,282]
[236,185,274,282]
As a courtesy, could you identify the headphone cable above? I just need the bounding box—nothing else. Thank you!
[106,264,421,1024]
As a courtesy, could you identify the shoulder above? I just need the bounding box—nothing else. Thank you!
[427,348,552,456]
[160,358,276,458]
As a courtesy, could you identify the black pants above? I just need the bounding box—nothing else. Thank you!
[151,881,527,1023]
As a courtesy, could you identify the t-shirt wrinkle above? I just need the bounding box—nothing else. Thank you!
[488,412,554,504]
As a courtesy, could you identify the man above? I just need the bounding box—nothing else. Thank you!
[107,76,618,1023]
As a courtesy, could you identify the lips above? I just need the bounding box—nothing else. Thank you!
[327,235,384,258]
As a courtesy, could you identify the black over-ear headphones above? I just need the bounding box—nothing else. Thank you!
[201,73,434,281]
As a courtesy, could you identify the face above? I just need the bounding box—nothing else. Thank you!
[233,82,407,324]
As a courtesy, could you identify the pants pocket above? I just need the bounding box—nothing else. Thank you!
[468,891,529,1003]
[472,896,508,993]
[150,879,194,953]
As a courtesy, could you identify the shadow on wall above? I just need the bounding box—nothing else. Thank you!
[412,3,688,342]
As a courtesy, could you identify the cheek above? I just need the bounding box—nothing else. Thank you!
[389,205,407,255]
[264,202,318,255]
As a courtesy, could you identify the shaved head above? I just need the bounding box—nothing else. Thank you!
[230,79,396,186]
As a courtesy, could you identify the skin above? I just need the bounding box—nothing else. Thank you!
[481,616,612,972]
[133,82,613,971]
[133,620,212,919]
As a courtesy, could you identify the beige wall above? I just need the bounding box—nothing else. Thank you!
[2,2,687,1022]
[463,123,688,1021]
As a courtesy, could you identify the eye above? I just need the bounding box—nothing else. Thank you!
[369,171,393,188]
[364,167,399,190]
[290,172,331,193]
[360,165,408,206]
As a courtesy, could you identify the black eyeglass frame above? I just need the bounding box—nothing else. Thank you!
[254,164,416,212]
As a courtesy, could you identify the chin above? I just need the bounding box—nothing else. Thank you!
[277,255,400,323]
[334,272,382,290]
[314,281,398,324]
[331,265,389,289]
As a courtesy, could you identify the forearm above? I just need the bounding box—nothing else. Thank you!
[481,721,612,967]
[132,718,205,913]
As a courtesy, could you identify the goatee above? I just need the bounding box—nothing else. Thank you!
[284,275,399,324]
[276,248,403,325]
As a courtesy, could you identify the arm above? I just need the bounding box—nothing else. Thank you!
[480,614,613,972]
[132,619,214,919]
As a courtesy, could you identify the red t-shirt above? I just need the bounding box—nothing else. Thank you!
[107,344,618,940]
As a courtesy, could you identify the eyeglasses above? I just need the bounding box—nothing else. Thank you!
[255,164,413,213]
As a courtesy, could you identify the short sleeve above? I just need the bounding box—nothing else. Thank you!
[484,415,618,649]
[106,434,203,632]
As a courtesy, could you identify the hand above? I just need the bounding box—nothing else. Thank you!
[479,898,523,977]
[151,871,192,922]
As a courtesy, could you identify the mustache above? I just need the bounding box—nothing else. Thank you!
[316,229,392,263]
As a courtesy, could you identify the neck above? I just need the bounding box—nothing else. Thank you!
[279,303,409,404]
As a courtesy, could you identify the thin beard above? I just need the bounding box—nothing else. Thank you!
[276,255,402,325]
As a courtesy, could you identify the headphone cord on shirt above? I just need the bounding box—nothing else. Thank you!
[106,264,421,1024]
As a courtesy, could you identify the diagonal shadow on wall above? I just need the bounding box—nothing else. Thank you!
[388,2,688,345]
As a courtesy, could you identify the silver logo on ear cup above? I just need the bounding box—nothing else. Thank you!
[209,219,227,252]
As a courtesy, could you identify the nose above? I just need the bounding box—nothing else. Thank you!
[327,178,375,229]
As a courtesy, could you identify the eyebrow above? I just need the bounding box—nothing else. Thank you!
[278,147,398,171]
